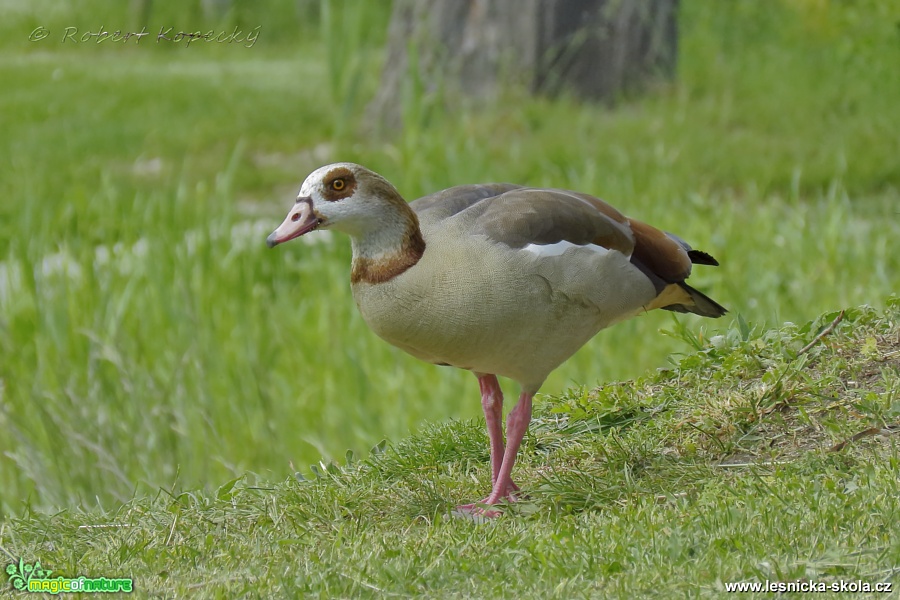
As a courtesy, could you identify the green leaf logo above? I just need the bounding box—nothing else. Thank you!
[6,559,27,590]
[6,559,51,590]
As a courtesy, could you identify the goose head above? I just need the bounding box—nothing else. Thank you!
[266,162,412,247]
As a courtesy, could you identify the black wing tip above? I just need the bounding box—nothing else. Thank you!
[666,282,728,318]
[687,249,720,267]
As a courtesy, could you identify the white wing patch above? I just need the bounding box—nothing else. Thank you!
[522,241,615,258]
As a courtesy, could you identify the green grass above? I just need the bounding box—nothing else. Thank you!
[1,0,899,527]
[2,301,898,597]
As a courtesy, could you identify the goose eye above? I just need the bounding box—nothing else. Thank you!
[331,179,345,191]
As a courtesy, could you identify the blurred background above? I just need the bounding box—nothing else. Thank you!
[0,0,898,515]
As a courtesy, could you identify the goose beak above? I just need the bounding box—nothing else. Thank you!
[267,197,320,248]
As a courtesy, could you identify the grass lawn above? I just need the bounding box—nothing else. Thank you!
[1,0,899,594]
[3,302,898,597]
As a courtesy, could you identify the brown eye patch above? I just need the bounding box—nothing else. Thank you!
[322,167,357,201]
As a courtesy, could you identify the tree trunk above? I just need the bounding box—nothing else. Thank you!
[370,0,678,126]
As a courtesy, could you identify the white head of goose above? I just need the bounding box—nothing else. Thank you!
[268,162,726,517]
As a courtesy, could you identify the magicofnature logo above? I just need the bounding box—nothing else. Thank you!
[6,558,133,594]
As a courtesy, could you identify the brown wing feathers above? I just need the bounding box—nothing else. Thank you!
[627,218,727,318]
[473,190,635,255]
[628,219,694,283]
[446,186,726,318]
[410,184,524,219]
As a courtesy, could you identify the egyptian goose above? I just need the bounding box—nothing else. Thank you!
[267,163,726,516]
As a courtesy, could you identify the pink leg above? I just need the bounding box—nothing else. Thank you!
[479,375,505,485]
[479,391,532,515]
[456,387,532,518]
[456,375,507,512]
